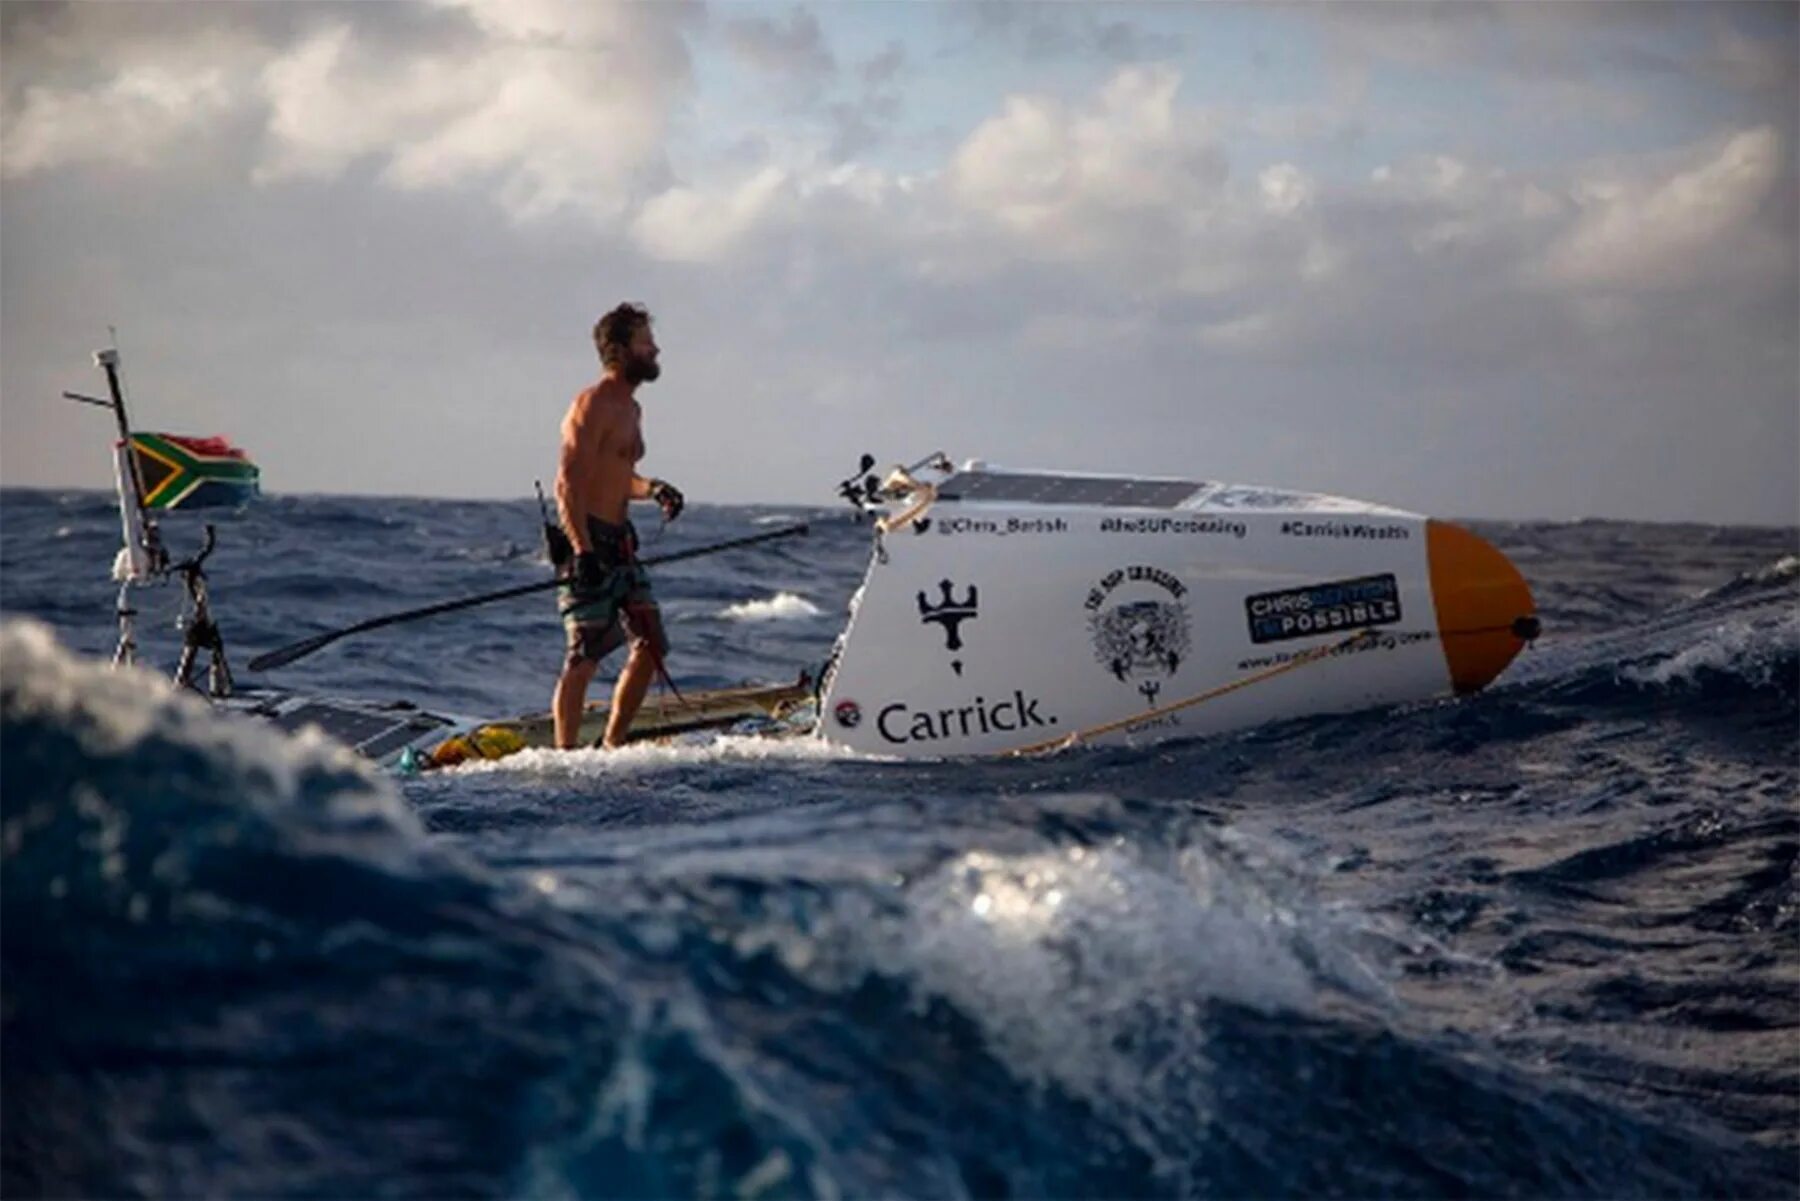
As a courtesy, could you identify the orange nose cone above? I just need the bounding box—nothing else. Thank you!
[1426,520,1536,694]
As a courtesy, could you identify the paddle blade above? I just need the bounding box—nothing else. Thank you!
[247,630,339,672]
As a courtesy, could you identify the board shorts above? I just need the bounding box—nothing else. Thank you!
[558,519,668,667]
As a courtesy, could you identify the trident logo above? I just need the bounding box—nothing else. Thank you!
[918,579,978,675]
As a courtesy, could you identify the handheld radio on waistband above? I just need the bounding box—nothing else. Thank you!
[535,480,573,570]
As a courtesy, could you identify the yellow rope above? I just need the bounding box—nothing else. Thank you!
[1004,627,1379,758]
[875,481,938,535]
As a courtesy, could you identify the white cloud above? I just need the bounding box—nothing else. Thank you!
[3,1,695,225]
[944,64,1236,279]
[1258,163,1314,215]
[254,24,449,184]
[947,94,1074,233]
[257,3,695,224]
[1541,126,1783,290]
[631,166,791,261]
[2,63,236,177]
[949,65,1224,226]
[2,5,1793,523]
[620,64,1788,341]
[1198,311,1277,349]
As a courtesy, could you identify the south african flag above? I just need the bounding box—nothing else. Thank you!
[125,433,261,510]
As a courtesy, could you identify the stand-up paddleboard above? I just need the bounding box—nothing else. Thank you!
[814,460,1537,757]
[419,677,815,767]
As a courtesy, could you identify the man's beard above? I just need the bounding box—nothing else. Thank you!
[625,356,661,384]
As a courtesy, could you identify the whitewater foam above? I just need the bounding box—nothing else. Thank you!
[1624,612,1799,692]
[867,809,1386,1094]
[443,730,870,778]
[1691,553,1800,604]
[0,619,418,834]
[719,593,823,622]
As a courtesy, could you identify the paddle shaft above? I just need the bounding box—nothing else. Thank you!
[248,522,808,671]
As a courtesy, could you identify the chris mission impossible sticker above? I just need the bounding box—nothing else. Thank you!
[1244,573,1402,644]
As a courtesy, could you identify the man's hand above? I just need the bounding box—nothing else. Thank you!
[649,479,685,522]
[544,523,574,570]
[572,550,606,593]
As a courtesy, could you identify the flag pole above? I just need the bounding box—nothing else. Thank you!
[63,344,168,665]
[66,344,167,581]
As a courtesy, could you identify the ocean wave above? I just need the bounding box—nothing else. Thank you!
[1516,606,1799,712]
[1622,612,1798,696]
[0,620,646,1199]
[5,623,1784,1199]
[719,592,823,621]
[855,824,1394,1104]
[446,540,539,564]
[1692,553,1800,604]
[509,798,1784,1198]
[0,619,400,819]
[6,496,1795,1198]
[509,803,1404,1194]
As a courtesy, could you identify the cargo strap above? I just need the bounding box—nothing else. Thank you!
[1005,627,1380,757]
[875,481,938,536]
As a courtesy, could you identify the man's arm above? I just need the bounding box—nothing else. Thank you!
[555,392,606,553]
[635,473,685,520]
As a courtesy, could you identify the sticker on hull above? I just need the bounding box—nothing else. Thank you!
[918,579,979,675]
[1086,565,1191,707]
[1245,573,1402,644]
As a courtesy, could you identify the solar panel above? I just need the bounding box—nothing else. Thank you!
[272,700,449,756]
[936,471,1204,509]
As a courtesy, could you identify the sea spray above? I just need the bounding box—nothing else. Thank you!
[720,593,824,622]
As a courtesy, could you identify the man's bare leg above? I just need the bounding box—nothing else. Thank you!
[602,645,656,748]
[553,658,598,750]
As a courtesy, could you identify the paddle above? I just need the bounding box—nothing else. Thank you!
[248,522,809,672]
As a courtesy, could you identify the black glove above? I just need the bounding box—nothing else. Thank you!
[571,550,606,592]
[543,522,573,570]
[649,479,685,522]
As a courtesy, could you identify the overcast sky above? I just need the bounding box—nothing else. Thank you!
[3,1,1795,523]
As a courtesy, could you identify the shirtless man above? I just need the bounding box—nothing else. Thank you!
[552,303,685,750]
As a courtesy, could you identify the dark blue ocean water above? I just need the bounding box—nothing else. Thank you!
[3,488,1796,1199]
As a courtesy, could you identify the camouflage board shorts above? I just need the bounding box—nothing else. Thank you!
[558,520,668,666]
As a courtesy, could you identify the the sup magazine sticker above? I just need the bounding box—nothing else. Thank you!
[1085,565,1191,707]
[1245,573,1402,644]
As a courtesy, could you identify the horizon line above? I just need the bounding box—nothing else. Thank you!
[1,483,1794,533]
